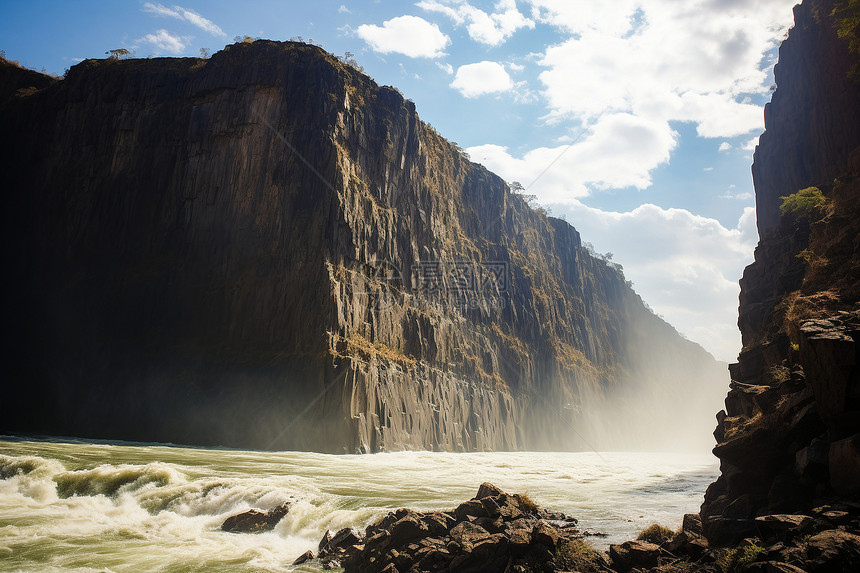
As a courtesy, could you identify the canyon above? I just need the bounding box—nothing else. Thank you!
[0,40,723,453]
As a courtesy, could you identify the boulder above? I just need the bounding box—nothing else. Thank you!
[754,514,814,542]
[803,529,860,571]
[609,540,661,572]
[220,501,291,533]
[388,515,429,546]
[449,521,491,551]
[474,483,504,499]
[454,499,488,521]
[292,550,314,565]
[531,520,562,548]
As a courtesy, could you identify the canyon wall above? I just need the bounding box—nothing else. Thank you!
[703,0,860,546]
[0,43,724,453]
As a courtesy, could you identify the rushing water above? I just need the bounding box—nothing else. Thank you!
[0,436,718,572]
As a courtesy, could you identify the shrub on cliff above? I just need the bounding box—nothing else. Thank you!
[714,543,766,572]
[779,186,826,217]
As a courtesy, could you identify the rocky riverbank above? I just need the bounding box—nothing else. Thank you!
[217,482,860,571]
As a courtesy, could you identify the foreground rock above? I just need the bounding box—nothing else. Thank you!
[310,483,593,572]
[220,501,291,533]
[291,484,860,573]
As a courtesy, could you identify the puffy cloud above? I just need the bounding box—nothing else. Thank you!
[468,113,677,202]
[451,61,514,97]
[533,0,795,137]
[719,142,732,152]
[142,3,226,37]
[357,15,450,58]
[553,201,758,361]
[418,0,535,46]
[138,29,191,54]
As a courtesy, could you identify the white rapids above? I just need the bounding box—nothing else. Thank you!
[0,437,718,572]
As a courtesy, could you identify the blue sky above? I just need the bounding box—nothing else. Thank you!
[1,1,800,361]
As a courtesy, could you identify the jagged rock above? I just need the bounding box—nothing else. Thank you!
[803,529,860,571]
[668,513,709,558]
[531,520,562,548]
[454,500,487,522]
[388,515,428,546]
[449,521,491,550]
[319,530,333,553]
[609,540,662,572]
[755,514,814,542]
[220,502,291,533]
[475,482,504,499]
[292,550,314,565]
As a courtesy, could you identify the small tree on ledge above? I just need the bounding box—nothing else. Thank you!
[779,186,826,218]
[105,48,132,60]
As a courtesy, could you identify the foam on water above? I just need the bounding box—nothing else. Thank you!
[0,437,718,572]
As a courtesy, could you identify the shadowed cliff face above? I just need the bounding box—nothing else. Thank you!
[703,0,860,546]
[0,41,725,453]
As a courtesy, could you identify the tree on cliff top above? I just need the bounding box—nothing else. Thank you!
[105,48,132,60]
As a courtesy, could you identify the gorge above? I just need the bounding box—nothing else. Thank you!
[1,39,724,453]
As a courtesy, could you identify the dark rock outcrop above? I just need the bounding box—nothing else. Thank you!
[300,483,860,572]
[703,0,860,549]
[0,40,725,452]
[312,484,595,573]
[220,501,291,533]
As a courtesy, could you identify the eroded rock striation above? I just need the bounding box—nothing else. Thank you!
[0,42,723,452]
[702,0,860,550]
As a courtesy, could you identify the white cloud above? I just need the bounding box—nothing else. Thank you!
[451,61,514,97]
[338,4,351,13]
[468,113,677,202]
[418,0,535,45]
[142,3,226,37]
[436,62,454,74]
[554,201,758,361]
[138,29,191,54]
[742,136,759,151]
[534,0,795,137]
[357,15,450,58]
[719,142,732,152]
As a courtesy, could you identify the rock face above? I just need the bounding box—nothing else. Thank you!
[703,0,860,547]
[0,41,724,452]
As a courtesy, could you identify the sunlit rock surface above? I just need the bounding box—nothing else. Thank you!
[0,43,724,452]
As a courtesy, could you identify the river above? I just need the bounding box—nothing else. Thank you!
[0,436,717,572]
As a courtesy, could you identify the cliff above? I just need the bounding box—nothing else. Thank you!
[703,0,860,546]
[0,41,724,453]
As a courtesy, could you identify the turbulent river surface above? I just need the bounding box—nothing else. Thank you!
[0,436,718,572]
